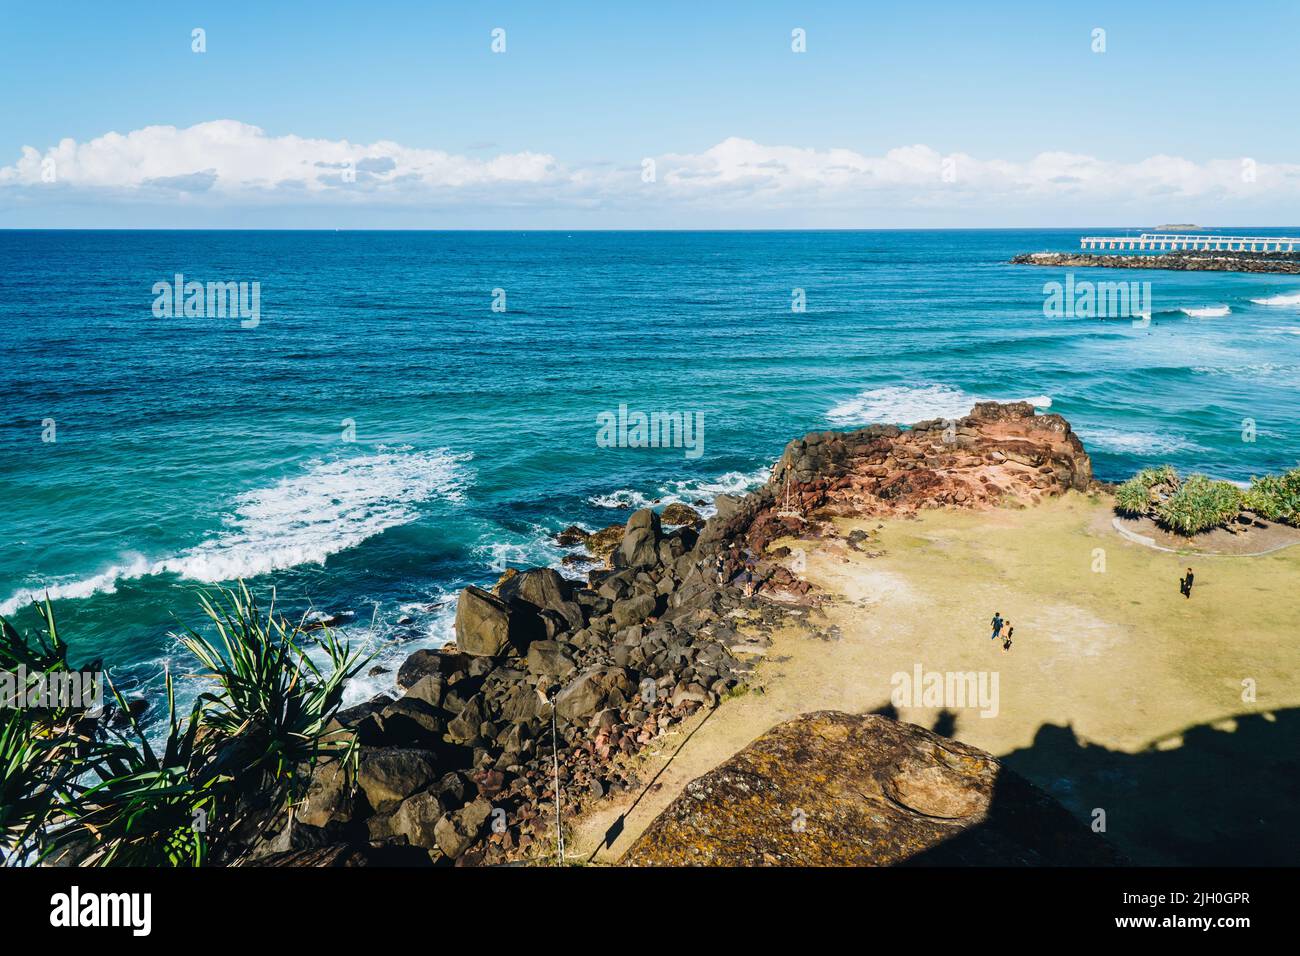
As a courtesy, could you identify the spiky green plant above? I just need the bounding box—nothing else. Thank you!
[1243,468,1300,526]
[1155,474,1244,535]
[4,583,371,867]
[1134,464,1179,490]
[1113,477,1153,516]
[174,584,370,789]
[55,672,218,867]
[0,711,67,865]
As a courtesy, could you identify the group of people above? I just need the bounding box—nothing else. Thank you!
[989,612,1014,652]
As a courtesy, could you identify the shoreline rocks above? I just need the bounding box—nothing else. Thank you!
[265,403,1101,867]
[1011,250,1300,274]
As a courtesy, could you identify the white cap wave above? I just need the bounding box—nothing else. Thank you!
[827,384,1052,427]
[0,448,472,616]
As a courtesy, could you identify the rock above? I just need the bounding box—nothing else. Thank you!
[434,797,495,860]
[612,593,658,630]
[357,748,440,813]
[623,712,1122,866]
[613,509,663,569]
[525,640,577,678]
[403,674,445,709]
[380,697,444,746]
[389,789,447,849]
[660,503,703,526]
[454,586,517,657]
[396,649,466,691]
[445,693,487,745]
[555,525,590,547]
[498,568,584,631]
[555,666,632,722]
[296,760,354,828]
[584,525,624,560]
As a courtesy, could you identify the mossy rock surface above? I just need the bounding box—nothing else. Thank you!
[623,711,1123,866]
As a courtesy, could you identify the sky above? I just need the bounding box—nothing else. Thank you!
[2,0,1298,228]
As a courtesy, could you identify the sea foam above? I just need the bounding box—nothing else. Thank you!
[0,449,472,616]
[827,384,1051,427]
[1250,292,1300,306]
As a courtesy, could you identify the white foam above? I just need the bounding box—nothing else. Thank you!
[1262,326,1300,336]
[0,449,472,616]
[1180,305,1230,318]
[827,384,1052,427]
[587,467,769,516]
[1250,292,1300,307]
[1073,426,1203,456]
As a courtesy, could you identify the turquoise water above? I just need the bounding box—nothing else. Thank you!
[2,229,1298,710]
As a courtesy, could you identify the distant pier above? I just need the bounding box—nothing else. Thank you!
[1079,233,1299,252]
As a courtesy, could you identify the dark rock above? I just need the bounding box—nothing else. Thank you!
[357,748,440,813]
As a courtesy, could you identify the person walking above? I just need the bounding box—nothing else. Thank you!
[714,552,726,586]
[1181,567,1195,599]
[990,612,1004,641]
[1002,622,1014,653]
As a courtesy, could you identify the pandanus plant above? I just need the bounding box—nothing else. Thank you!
[2,583,370,866]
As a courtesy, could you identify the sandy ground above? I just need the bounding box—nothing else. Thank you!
[568,492,1300,865]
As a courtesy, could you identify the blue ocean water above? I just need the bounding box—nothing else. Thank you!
[2,229,1298,707]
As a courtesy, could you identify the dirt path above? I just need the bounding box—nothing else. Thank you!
[567,492,1300,864]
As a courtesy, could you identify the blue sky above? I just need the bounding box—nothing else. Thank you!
[2,0,1298,227]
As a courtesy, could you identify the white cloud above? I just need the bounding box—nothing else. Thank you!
[3,121,1298,222]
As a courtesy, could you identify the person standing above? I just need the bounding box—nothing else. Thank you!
[1181,567,1195,599]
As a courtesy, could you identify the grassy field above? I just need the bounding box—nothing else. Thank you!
[569,492,1300,865]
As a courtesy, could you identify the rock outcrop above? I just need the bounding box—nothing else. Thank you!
[271,403,1104,866]
[624,711,1123,866]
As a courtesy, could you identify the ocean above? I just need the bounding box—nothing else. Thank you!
[2,229,1298,712]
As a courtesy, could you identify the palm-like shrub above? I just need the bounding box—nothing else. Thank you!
[3,583,370,867]
[0,601,94,865]
[1155,474,1244,534]
[1,711,69,865]
[1113,478,1152,516]
[58,673,217,867]
[175,583,369,789]
[1243,468,1300,525]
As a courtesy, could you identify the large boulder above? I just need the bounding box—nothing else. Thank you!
[389,790,447,850]
[554,666,633,722]
[622,712,1122,866]
[454,586,518,657]
[356,748,440,813]
[613,509,663,569]
[434,798,495,860]
[498,568,585,632]
[525,639,577,678]
[296,760,355,828]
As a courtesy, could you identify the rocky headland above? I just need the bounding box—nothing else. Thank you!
[254,402,1102,866]
[1011,250,1300,274]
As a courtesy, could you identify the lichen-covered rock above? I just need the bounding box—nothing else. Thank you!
[623,712,1122,866]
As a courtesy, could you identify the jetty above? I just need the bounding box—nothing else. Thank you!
[1079,233,1299,253]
